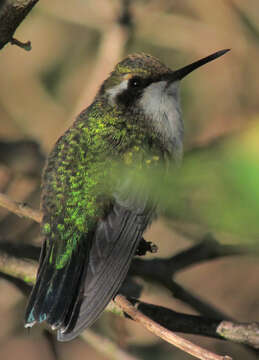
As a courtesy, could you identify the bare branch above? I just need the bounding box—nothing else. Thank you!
[0,0,39,50]
[0,192,258,357]
[131,234,247,278]
[0,247,258,354]
[0,251,138,360]
[10,37,31,51]
[0,250,36,286]
[0,192,42,223]
[217,321,259,350]
[131,235,251,320]
[115,295,232,360]
[133,299,222,339]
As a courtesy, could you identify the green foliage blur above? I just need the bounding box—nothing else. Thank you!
[129,121,259,241]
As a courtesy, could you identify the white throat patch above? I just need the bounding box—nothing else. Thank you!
[139,80,183,160]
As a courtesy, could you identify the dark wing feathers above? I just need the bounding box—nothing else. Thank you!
[26,181,155,340]
[57,202,153,341]
[25,234,92,329]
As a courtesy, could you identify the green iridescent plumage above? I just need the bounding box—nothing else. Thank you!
[41,101,151,269]
[39,54,171,270]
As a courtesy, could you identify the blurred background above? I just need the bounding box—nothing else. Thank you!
[0,0,259,359]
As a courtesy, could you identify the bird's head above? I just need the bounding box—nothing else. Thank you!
[99,50,230,156]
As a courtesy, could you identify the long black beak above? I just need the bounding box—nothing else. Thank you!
[170,49,230,81]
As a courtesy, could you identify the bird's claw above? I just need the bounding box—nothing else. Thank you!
[135,238,158,256]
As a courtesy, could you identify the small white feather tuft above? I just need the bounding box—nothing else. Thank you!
[25,321,36,328]
[106,79,129,105]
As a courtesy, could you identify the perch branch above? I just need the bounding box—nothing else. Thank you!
[0,192,249,321]
[0,253,139,360]
[115,294,231,360]
[0,244,259,352]
[1,192,259,355]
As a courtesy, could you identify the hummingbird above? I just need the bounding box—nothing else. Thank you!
[25,49,229,341]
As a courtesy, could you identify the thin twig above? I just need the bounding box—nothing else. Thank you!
[0,192,42,223]
[0,245,259,350]
[10,37,31,51]
[115,295,232,360]
[1,192,259,354]
[0,251,36,286]
[131,236,250,321]
[0,0,39,50]
[0,251,138,360]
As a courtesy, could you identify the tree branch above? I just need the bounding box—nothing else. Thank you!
[115,295,232,360]
[217,321,259,350]
[0,252,139,360]
[133,299,223,339]
[0,248,36,286]
[1,192,259,358]
[0,192,248,321]
[0,192,42,223]
[0,0,39,50]
[0,245,259,355]
[1,248,259,350]
[131,234,251,320]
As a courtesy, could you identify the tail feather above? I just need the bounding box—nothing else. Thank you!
[25,241,52,324]
[26,199,154,341]
[47,248,87,328]
[25,234,91,329]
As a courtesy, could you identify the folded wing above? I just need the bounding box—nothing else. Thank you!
[58,200,154,341]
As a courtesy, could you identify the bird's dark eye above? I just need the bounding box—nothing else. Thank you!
[117,76,145,107]
[129,76,142,88]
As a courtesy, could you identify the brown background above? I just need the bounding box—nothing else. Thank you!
[0,1,259,359]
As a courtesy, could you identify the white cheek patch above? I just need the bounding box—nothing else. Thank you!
[106,79,129,105]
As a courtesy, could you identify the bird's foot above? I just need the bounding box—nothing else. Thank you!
[135,238,158,256]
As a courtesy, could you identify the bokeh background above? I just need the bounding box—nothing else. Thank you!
[0,0,259,359]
